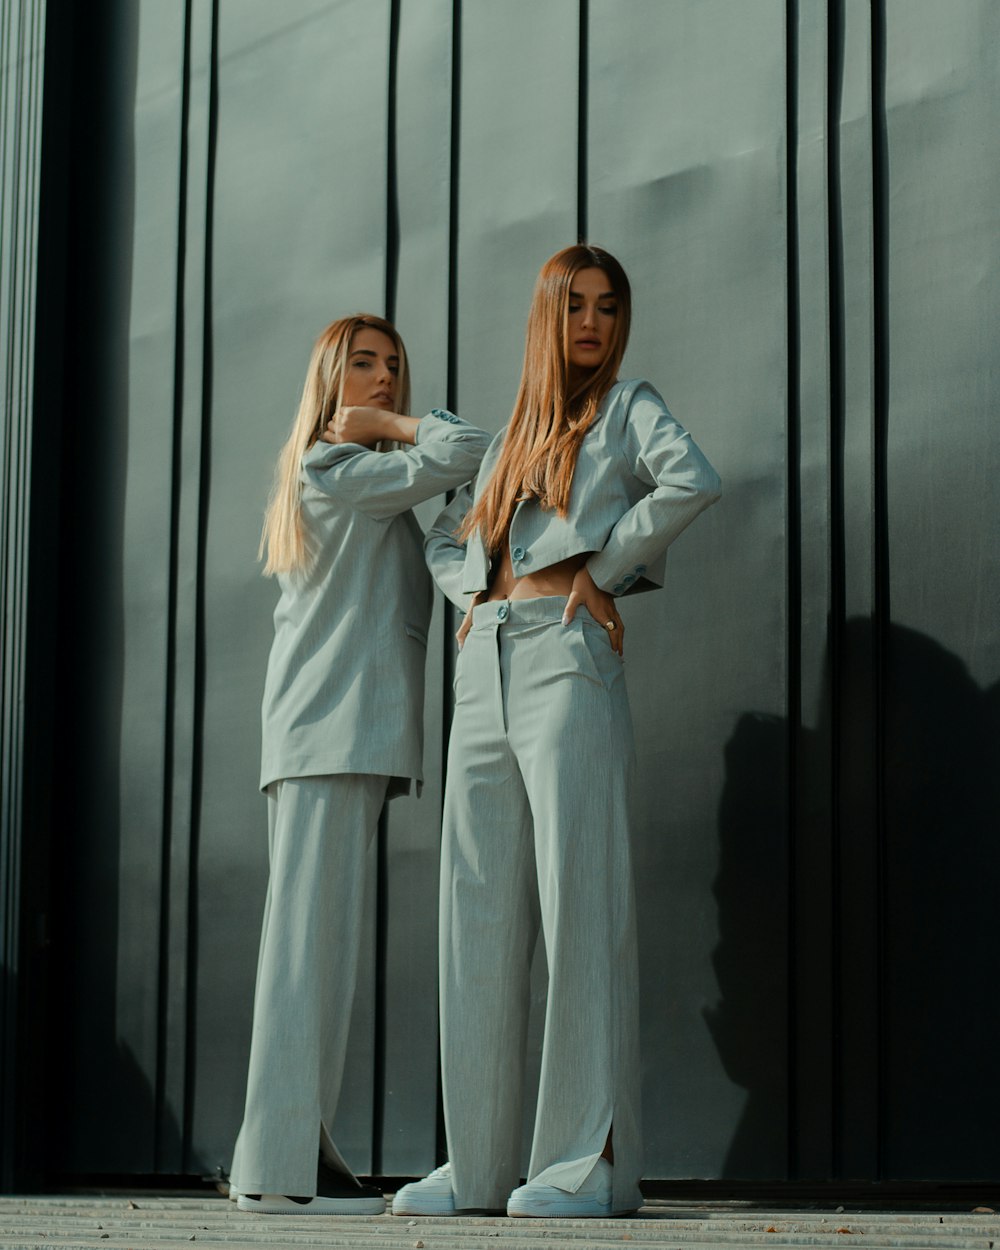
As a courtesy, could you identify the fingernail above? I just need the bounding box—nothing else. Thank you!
[561,614,569,625]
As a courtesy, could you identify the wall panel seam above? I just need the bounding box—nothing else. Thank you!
[825,0,846,1181]
[784,0,802,1184]
[182,0,221,1172]
[157,0,195,1175]
[869,0,889,1183]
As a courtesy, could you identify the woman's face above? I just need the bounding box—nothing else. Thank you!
[340,326,400,409]
[566,266,618,372]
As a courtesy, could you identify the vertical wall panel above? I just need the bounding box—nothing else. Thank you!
[881,0,1000,1181]
[833,0,881,1182]
[588,0,788,1179]
[0,0,45,1191]
[381,0,454,1176]
[791,0,836,1182]
[112,0,188,1173]
[162,0,218,1173]
[455,0,578,426]
[47,0,175,1175]
[191,0,391,1176]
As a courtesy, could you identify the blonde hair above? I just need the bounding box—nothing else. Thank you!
[459,245,631,552]
[259,314,410,575]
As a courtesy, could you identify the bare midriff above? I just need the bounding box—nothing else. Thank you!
[485,544,591,602]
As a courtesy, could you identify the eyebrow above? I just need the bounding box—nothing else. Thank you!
[350,348,400,362]
[569,289,617,300]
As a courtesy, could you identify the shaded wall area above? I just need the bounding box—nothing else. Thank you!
[7,0,999,1188]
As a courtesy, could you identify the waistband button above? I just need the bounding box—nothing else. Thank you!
[497,603,510,622]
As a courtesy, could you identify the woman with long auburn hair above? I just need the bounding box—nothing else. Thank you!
[228,314,490,1217]
[394,246,721,1220]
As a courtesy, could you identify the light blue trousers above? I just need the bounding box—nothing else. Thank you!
[440,596,643,1214]
[230,773,388,1197]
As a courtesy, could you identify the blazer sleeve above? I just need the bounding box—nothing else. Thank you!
[585,383,721,595]
[423,479,477,610]
[301,409,492,521]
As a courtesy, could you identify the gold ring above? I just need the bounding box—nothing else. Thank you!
[605,620,616,632]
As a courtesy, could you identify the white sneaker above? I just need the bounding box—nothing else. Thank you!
[507,1157,616,1218]
[227,1183,240,1202]
[237,1168,385,1216]
[392,1163,456,1216]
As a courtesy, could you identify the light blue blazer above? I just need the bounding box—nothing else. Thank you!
[425,379,721,609]
[259,410,492,795]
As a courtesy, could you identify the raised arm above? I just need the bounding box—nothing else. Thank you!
[585,383,721,595]
[302,409,491,521]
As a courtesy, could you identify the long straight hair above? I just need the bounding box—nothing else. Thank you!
[259,314,410,575]
[459,244,631,552]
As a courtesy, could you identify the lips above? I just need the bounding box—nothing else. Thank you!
[575,339,601,349]
[371,391,394,403]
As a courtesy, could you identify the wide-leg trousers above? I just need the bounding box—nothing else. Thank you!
[440,596,643,1214]
[230,773,388,1197]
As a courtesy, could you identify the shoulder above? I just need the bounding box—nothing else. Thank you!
[599,378,674,433]
[479,425,508,469]
[602,377,668,412]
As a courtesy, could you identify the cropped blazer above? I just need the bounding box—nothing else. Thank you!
[259,409,491,794]
[424,379,721,610]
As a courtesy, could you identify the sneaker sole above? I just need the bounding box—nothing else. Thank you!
[237,1195,385,1216]
[507,1198,612,1218]
[391,1196,456,1216]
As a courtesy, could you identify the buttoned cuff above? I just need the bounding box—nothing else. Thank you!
[415,408,463,442]
[587,554,649,596]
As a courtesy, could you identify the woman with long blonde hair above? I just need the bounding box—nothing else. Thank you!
[395,246,721,1220]
[229,314,489,1217]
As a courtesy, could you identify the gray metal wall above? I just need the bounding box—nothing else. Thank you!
[11,0,999,1187]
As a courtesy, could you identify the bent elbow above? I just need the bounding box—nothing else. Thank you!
[700,467,722,506]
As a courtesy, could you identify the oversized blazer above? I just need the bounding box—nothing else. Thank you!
[424,379,721,610]
[259,409,492,795]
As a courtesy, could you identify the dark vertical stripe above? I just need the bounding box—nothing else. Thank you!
[869,0,889,1183]
[445,0,461,418]
[0,0,23,1191]
[383,0,401,323]
[373,1,402,1167]
[182,0,220,1169]
[825,0,846,1180]
[436,0,463,1168]
[576,0,588,243]
[368,0,402,1174]
[784,0,801,1182]
[155,0,193,1173]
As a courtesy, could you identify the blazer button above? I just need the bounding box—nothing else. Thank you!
[623,574,635,586]
[635,564,647,574]
[497,603,509,622]
[512,545,526,562]
[613,583,625,595]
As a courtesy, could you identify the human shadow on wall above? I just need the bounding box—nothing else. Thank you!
[705,618,1000,1180]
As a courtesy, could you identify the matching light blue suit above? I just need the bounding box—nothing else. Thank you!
[231,411,491,1199]
[425,380,721,1213]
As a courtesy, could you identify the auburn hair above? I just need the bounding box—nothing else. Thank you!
[458,245,631,553]
[259,314,410,575]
